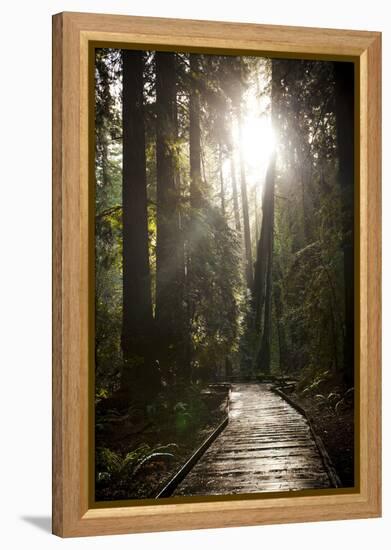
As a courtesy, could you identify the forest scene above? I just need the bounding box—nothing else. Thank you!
[94,48,355,502]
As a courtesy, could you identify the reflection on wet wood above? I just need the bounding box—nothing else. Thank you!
[174,383,332,496]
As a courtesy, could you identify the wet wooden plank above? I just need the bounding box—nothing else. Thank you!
[174,383,332,496]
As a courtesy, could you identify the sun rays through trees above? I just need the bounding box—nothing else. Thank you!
[94,49,355,500]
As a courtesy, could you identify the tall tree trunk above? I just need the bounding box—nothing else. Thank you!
[155,51,184,380]
[334,61,354,388]
[256,230,274,374]
[189,55,203,211]
[255,155,275,373]
[273,262,288,375]
[253,157,275,329]
[254,186,260,243]
[253,59,282,373]
[181,53,205,383]
[219,144,226,217]
[230,147,241,232]
[237,108,254,288]
[121,50,153,388]
[300,161,308,243]
[298,134,313,245]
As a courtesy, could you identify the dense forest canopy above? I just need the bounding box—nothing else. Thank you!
[94,48,355,500]
[95,49,354,397]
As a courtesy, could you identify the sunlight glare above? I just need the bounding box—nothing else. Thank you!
[240,116,276,171]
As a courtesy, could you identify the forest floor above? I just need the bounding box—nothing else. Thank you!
[95,384,229,501]
[275,380,354,487]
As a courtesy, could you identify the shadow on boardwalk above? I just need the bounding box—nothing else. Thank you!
[174,383,333,496]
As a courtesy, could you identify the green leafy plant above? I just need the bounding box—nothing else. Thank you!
[96,443,178,489]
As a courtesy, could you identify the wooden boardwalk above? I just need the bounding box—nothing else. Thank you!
[174,383,332,496]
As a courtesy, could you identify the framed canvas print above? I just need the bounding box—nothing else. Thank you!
[52,12,381,537]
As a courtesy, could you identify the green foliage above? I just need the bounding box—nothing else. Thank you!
[144,383,209,437]
[95,49,352,449]
[265,60,348,387]
[187,205,243,378]
[93,49,355,501]
[96,443,177,489]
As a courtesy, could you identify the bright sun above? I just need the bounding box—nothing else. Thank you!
[240,115,276,172]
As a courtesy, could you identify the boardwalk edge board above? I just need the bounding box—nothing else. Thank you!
[271,387,342,488]
[175,383,334,496]
[156,415,230,498]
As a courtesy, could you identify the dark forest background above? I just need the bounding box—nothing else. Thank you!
[94,49,355,500]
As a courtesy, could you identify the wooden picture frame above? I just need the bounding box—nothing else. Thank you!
[52,11,381,537]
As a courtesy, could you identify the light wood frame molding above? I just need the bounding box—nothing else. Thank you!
[52,11,381,537]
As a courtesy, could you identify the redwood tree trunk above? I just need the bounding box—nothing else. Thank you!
[219,144,226,217]
[189,54,203,211]
[254,155,276,373]
[230,145,241,232]
[155,52,184,380]
[253,157,275,330]
[253,59,282,374]
[121,50,153,387]
[238,108,254,289]
[182,53,205,382]
[334,61,355,388]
